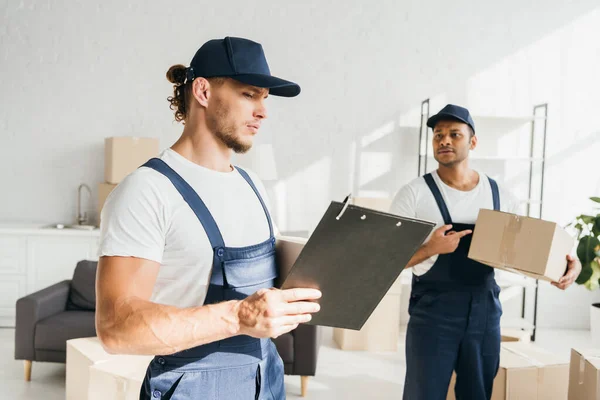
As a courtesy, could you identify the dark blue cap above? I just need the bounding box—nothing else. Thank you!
[185,37,300,97]
[427,104,475,134]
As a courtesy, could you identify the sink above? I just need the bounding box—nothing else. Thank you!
[45,223,97,231]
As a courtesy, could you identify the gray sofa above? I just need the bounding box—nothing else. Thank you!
[14,260,320,396]
[15,260,97,381]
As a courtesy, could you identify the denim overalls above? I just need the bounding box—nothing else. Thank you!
[403,173,503,400]
[139,158,285,400]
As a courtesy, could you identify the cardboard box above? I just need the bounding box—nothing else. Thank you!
[351,197,392,212]
[98,183,118,215]
[66,337,109,400]
[569,349,600,399]
[66,337,152,400]
[468,209,574,282]
[88,357,151,400]
[501,328,531,343]
[447,342,568,400]
[275,235,308,288]
[105,137,159,184]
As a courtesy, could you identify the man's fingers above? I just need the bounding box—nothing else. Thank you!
[437,224,453,234]
[552,279,572,290]
[271,323,300,338]
[280,301,321,315]
[456,230,473,238]
[280,288,322,302]
[271,314,313,327]
[562,266,578,283]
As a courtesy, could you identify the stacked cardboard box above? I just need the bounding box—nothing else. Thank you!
[500,328,531,343]
[569,349,600,399]
[97,137,159,223]
[468,209,574,283]
[447,342,569,400]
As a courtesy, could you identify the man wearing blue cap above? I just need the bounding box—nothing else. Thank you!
[95,37,321,399]
[390,104,581,399]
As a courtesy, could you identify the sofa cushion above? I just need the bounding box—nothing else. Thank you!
[67,260,97,311]
[34,311,96,352]
[273,332,294,364]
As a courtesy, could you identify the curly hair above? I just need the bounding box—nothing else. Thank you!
[166,64,189,123]
[166,65,227,123]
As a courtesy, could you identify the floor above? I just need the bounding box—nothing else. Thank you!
[1,327,594,399]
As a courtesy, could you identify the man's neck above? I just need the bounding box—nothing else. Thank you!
[436,161,479,191]
[170,124,233,173]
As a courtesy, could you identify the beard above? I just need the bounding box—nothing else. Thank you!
[207,100,252,154]
[434,148,469,167]
[215,128,252,154]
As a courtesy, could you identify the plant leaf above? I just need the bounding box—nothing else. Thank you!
[592,259,600,274]
[586,263,600,290]
[577,261,594,284]
[590,197,600,203]
[585,278,600,291]
[593,217,600,237]
[581,215,596,224]
[577,236,600,264]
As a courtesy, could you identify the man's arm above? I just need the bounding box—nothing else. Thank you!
[389,185,470,270]
[95,256,321,356]
[405,225,473,268]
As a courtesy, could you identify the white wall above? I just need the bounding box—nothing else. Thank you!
[2,0,600,328]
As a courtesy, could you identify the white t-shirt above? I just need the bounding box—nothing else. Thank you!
[98,148,277,307]
[389,170,522,276]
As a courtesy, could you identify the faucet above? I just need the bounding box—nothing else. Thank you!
[77,183,92,225]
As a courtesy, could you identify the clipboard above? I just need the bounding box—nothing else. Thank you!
[279,197,436,330]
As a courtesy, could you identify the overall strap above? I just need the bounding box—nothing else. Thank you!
[424,173,453,225]
[236,167,274,238]
[142,158,225,249]
[488,176,501,211]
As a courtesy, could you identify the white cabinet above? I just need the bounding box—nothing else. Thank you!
[0,276,27,327]
[0,226,99,327]
[0,235,27,274]
[28,235,99,293]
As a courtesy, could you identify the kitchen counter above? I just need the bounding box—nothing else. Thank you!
[0,222,100,237]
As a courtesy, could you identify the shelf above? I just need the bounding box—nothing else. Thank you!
[501,316,535,331]
[472,115,539,136]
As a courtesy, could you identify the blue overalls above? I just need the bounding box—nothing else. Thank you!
[138,158,285,400]
[403,173,503,400]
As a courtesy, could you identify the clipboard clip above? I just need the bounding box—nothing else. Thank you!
[336,193,352,220]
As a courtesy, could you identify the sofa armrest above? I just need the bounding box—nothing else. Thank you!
[15,280,71,360]
[291,324,320,376]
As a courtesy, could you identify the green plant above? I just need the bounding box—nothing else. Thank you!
[572,197,600,290]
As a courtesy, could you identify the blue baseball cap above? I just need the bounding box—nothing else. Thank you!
[185,37,301,97]
[427,104,476,134]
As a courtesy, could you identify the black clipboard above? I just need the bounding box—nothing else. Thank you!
[280,198,436,330]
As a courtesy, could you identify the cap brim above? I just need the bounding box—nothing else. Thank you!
[232,74,301,97]
[426,113,471,130]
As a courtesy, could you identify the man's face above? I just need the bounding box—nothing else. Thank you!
[432,120,476,167]
[205,79,269,154]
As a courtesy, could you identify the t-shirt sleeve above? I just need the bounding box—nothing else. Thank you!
[500,186,525,215]
[98,169,168,263]
[389,184,418,218]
